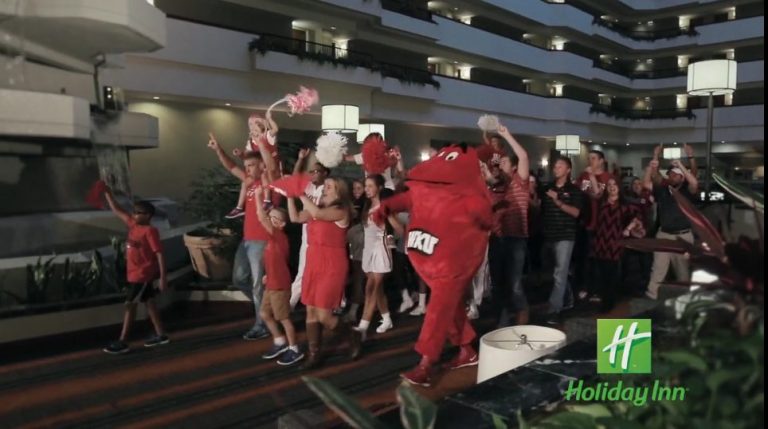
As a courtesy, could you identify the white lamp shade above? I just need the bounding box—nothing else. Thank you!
[356,123,385,144]
[477,325,566,383]
[321,105,359,133]
[555,135,581,155]
[687,60,737,96]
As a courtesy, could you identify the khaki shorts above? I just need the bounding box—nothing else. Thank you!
[260,289,291,321]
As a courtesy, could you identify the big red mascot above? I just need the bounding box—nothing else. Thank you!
[373,144,492,386]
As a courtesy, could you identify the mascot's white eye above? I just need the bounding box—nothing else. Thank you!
[445,152,459,161]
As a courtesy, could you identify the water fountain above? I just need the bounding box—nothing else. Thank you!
[0,1,196,342]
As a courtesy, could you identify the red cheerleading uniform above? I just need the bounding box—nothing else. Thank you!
[300,218,349,310]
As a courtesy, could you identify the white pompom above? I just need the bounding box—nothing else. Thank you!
[315,131,348,168]
[477,114,499,132]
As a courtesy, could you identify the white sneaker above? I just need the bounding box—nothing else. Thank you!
[467,304,479,320]
[375,318,394,334]
[398,296,415,313]
[409,305,426,316]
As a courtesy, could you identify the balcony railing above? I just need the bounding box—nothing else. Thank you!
[249,33,440,88]
[594,61,689,79]
[592,18,699,41]
[590,104,696,120]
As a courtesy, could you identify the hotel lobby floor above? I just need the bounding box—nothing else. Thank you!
[0,299,634,428]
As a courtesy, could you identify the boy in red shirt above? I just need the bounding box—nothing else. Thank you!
[102,187,168,354]
[254,187,304,366]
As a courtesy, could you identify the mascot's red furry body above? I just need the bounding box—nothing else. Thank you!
[374,144,492,385]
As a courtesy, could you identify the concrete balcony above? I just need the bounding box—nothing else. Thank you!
[0,89,90,140]
[0,0,166,73]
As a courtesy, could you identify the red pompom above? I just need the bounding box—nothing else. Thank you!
[85,180,108,209]
[361,134,391,174]
[269,174,311,198]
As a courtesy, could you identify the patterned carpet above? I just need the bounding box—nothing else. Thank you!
[0,302,483,429]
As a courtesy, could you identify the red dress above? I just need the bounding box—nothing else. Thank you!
[301,218,349,309]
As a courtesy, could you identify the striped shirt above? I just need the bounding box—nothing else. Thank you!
[541,181,584,242]
[498,173,529,237]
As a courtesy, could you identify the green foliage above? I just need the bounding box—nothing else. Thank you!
[302,376,388,429]
[183,167,243,236]
[396,384,437,429]
[25,255,56,304]
[61,251,104,300]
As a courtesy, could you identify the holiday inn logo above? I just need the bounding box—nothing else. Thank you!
[597,319,652,374]
[564,318,688,406]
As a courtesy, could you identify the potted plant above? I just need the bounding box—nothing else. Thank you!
[182,167,242,282]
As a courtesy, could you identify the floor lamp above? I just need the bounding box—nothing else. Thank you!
[686,59,737,198]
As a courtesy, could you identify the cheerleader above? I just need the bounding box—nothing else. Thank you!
[356,175,399,338]
[287,177,362,369]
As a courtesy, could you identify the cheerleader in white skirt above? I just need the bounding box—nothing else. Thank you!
[355,175,397,338]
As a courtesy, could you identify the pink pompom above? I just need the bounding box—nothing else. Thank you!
[285,86,319,117]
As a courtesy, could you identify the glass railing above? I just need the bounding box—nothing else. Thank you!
[590,104,695,119]
[249,34,440,88]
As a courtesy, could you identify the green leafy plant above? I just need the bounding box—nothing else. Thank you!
[25,255,56,304]
[61,251,104,300]
[183,167,243,236]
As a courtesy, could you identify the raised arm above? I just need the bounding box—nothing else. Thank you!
[644,159,659,192]
[208,132,246,182]
[265,110,279,136]
[293,148,310,175]
[104,186,131,225]
[497,124,529,181]
[683,143,698,178]
[672,159,699,194]
[254,186,274,234]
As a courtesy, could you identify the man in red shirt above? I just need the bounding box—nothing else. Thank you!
[102,188,168,354]
[208,133,272,340]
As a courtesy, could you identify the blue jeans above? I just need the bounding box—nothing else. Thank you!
[547,240,575,314]
[489,236,528,319]
[233,239,267,330]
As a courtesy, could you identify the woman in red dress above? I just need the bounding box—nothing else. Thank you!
[287,177,362,369]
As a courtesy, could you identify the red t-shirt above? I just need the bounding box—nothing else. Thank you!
[126,219,162,283]
[265,229,291,291]
[244,181,270,241]
[576,171,614,231]
[498,173,530,237]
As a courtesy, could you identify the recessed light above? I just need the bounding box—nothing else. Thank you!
[673,142,678,145]
[626,143,630,146]
[588,140,593,142]
[603,142,607,145]
[330,26,336,30]
[225,103,231,106]
[721,140,726,144]
[152,96,160,100]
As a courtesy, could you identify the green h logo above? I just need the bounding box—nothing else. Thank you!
[597,319,652,374]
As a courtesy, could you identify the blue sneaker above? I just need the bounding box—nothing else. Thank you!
[277,348,305,366]
[243,328,270,341]
[262,343,289,359]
